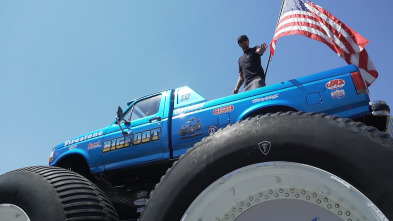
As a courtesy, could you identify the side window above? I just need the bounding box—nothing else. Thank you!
[130,95,161,121]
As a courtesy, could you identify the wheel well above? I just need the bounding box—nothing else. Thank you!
[56,154,95,181]
[243,105,298,119]
[354,114,389,132]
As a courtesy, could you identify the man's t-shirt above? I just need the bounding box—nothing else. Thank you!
[238,46,265,85]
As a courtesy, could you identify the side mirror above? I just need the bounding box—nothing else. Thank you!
[116,106,132,135]
[116,106,124,124]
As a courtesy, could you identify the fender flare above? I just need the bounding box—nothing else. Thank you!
[238,104,298,121]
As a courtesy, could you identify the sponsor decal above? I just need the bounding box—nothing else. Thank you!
[179,117,202,137]
[65,131,104,147]
[180,93,191,101]
[252,93,279,104]
[208,125,218,135]
[88,141,101,150]
[326,79,345,90]
[258,141,271,156]
[69,145,77,150]
[179,117,203,140]
[102,128,160,153]
[174,103,205,115]
[331,89,345,99]
[213,105,234,115]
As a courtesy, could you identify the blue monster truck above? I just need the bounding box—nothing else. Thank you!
[1,65,392,221]
[179,117,202,137]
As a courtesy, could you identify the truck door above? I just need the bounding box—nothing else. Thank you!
[102,94,164,171]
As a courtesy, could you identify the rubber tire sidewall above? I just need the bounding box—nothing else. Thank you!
[0,166,119,221]
[0,170,67,220]
[140,112,393,221]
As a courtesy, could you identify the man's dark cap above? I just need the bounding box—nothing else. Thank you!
[237,35,248,43]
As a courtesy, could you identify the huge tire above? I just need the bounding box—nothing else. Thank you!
[140,112,393,221]
[0,166,119,221]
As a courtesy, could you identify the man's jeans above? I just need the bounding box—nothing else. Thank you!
[243,77,266,92]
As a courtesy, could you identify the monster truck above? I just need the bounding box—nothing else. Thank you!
[0,65,392,221]
[179,117,202,136]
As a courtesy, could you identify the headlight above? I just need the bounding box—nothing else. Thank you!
[49,149,55,164]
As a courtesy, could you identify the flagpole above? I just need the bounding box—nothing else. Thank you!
[265,0,286,77]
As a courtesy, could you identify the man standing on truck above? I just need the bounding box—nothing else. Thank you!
[234,35,268,94]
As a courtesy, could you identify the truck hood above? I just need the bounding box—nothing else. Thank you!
[54,127,107,150]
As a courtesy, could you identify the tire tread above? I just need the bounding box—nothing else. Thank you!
[9,166,119,221]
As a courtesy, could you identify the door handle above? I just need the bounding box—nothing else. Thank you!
[149,116,162,122]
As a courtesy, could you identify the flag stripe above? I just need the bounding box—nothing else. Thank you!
[308,3,369,49]
[274,27,333,50]
[270,0,378,86]
[270,40,277,55]
[274,18,349,55]
[276,6,363,56]
[305,3,365,54]
[275,2,367,56]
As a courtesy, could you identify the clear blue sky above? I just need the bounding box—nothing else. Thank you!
[1,0,392,175]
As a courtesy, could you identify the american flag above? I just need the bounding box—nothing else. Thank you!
[270,0,378,86]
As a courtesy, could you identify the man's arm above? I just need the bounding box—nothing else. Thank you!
[256,43,268,55]
[233,72,244,94]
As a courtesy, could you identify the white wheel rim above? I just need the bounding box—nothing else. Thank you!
[0,204,30,221]
[181,162,387,221]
